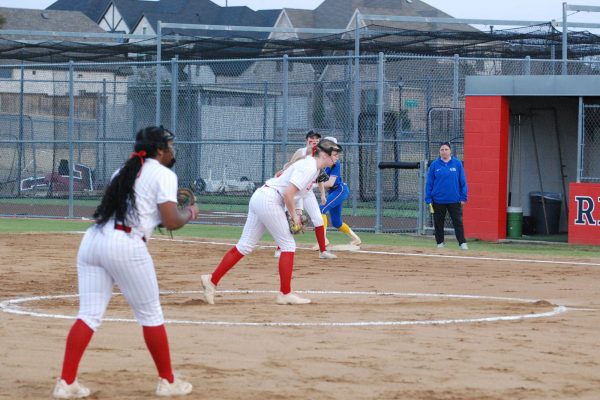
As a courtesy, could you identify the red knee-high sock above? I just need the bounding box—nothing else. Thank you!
[143,325,174,383]
[211,246,244,285]
[278,251,295,294]
[60,319,94,384]
[315,226,327,252]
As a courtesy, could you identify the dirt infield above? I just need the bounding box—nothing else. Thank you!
[1,233,600,400]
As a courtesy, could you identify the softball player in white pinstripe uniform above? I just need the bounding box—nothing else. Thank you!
[200,138,342,305]
[53,126,197,399]
[274,130,335,259]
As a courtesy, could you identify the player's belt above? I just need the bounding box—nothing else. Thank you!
[262,184,284,200]
[115,223,146,242]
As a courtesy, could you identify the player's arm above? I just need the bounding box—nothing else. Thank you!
[156,173,197,230]
[321,175,337,189]
[319,182,327,205]
[158,202,196,230]
[283,185,301,225]
[282,148,306,171]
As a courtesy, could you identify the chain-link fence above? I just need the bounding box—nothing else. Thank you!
[581,104,600,183]
[1,54,599,232]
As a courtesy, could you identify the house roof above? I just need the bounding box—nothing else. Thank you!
[255,9,282,27]
[48,0,278,36]
[283,9,315,30]
[0,6,106,35]
[48,0,222,31]
[0,7,125,62]
[312,0,461,29]
[279,0,477,33]
[46,0,109,24]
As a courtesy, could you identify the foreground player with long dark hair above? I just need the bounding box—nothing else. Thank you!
[53,126,197,398]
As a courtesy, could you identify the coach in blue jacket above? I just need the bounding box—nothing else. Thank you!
[425,142,468,250]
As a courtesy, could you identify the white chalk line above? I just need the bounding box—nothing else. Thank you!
[61,232,600,268]
[0,290,573,327]
[151,236,600,267]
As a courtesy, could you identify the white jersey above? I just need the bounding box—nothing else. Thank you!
[265,156,318,198]
[111,158,178,239]
[299,146,309,157]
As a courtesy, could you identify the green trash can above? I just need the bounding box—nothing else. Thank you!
[507,207,523,238]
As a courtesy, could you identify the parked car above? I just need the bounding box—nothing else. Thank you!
[193,169,256,195]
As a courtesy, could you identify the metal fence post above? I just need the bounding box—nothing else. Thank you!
[155,20,162,126]
[525,56,531,75]
[170,57,178,133]
[576,96,584,182]
[102,79,107,183]
[375,52,385,233]
[262,81,268,183]
[282,54,289,157]
[17,65,24,197]
[562,2,568,75]
[418,160,426,234]
[68,60,75,218]
[452,54,460,141]
[351,17,361,215]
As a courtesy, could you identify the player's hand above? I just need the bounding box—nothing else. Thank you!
[186,205,199,221]
[321,195,326,205]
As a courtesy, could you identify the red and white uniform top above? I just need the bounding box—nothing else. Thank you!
[264,156,318,199]
[110,158,178,239]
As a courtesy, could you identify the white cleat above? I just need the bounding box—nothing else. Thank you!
[276,292,311,305]
[156,376,193,397]
[52,378,91,399]
[319,251,337,259]
[460,243,469,250]
[274,249,281,258]
[200,274,216,305]
[436,242,445,248]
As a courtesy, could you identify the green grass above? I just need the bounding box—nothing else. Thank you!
[0,198,100,206]
[0,197,417,218]
[1,217,598,259]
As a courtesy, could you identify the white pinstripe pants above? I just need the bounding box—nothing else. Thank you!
[301,192,324,227]
[236,186,296,255]
[76,224,164,331]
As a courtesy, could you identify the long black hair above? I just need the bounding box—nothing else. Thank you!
[94,126,174,226]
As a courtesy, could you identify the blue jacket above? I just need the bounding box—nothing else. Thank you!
[425,157,468,204]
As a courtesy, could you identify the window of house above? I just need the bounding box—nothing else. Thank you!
[0,69,12,78]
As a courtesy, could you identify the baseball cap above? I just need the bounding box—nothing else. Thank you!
[323,136,337,144]
[306,130,321,139]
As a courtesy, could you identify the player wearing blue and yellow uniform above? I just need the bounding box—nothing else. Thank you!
[318,137,361,247]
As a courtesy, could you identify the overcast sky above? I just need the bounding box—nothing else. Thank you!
[0,0,598,31]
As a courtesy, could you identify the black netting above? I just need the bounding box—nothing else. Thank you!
[1,23,599,62]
